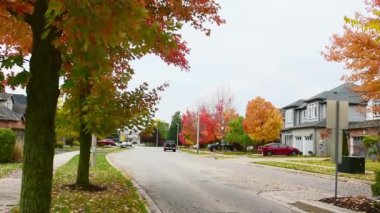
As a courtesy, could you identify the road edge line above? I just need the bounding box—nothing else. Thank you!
[105,155,162,213]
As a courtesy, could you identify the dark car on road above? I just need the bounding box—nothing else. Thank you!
[258,143,300,156]
[208,142,236,152]
[164,140,176,152]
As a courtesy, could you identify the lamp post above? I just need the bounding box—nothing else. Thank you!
[196,112,200,154]
[176,123,179,149]
[156,127,158,147]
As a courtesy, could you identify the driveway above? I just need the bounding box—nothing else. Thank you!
[108,147,371,213]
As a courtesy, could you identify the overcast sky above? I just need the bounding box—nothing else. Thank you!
[4,1,366,124]
[126,0,367,123]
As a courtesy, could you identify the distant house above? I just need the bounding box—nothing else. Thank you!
[347,119,380,157]
[0,93,27,142]
[281,83,367,156]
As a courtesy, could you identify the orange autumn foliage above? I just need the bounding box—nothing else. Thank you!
[324,0,380,110]
[243,97,283,144]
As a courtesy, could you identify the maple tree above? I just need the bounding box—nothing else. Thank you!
[0,0,224,211]
[180,107,216,146]
[323,0,380,112]
[243,97,283,144]
[209,89,238,141]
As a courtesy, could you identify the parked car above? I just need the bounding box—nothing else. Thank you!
[97,138,116,147]
[207,142,236,152]
[258,143,300,156]
[164,140,176,152]
[120,141,132,148]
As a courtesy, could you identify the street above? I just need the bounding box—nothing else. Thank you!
[108,147,371,213]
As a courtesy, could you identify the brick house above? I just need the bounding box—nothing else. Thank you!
[0,93,27,142]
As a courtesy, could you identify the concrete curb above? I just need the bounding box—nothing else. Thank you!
[298,200,357,213]
[251,163,373,185]
[105,155,162,213]
[257,191,307,213]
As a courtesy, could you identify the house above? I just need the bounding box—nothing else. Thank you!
[347,119,380,157]
[0,93,27,142]
[281,83,367,156]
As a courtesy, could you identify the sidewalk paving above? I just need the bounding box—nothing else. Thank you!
[0,151,79,212]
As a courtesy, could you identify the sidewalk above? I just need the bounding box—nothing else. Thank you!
[0,151,79,212]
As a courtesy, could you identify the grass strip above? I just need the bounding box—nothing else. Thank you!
[288,159,380,172]
[254,161,375,182]
[0,163,21,178]
[51,150,146,213]
[180,148,212,156]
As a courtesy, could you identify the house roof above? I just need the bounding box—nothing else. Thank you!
[0,106,22,121]
[349,119,380,129]
[282,83,365,110]
[0,93,12,101]
[283,99,305,109]
[305,83,364,104]
[13,104,26,114]
[12,94,27,105]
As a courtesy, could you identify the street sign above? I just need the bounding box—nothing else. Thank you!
[329,129,343,164]
[326,100,349,200]
[326,100,348,129]
[326,100,348,164]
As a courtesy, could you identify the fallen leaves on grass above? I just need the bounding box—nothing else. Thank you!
[320,196,380,213]
[51,154,146,213]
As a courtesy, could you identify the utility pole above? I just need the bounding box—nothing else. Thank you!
[196,112,200,154]
[176,123,179,149]
[156,127,158,147]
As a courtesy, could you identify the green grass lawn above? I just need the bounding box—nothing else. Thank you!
[51,150,146,212]
[254,161,375,182]
[288,159,380,172]
[0,162,22,178]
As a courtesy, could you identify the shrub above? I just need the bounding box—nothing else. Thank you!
[73,140,80,147]
[11,140,23,162]
[0,129,16,162]
[372,170,380,196]
[55,141,64,149]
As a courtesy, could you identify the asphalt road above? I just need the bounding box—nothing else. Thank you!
[108,147,371,213]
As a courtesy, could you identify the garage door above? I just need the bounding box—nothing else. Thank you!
[303,135,314,156]
[293,136,303,152]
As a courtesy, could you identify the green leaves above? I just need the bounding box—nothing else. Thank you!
[0,54,24,69]
[0,54,29,87]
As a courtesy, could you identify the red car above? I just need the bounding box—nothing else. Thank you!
[259,143,300,156]
[97,139,116,146]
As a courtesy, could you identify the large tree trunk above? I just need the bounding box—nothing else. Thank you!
[76,81,92,186]
[76,121,92,186]
[20,0,61,212]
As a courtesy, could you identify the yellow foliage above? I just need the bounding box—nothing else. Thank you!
[243,97,283,144]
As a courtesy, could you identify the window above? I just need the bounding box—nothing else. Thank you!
[284,134,293,145]
[374,102,380,118]
[307,103,318,119]
[285,110,293,123]
[305,135,313,140]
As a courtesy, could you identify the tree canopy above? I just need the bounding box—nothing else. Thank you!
[243,97,283,144]
[324,0,380,110]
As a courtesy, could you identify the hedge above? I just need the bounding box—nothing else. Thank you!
[0,128,16,162]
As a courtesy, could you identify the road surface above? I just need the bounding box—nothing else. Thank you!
[108,147,371,213]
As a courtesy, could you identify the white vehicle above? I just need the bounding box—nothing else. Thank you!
[121,141,133,148]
